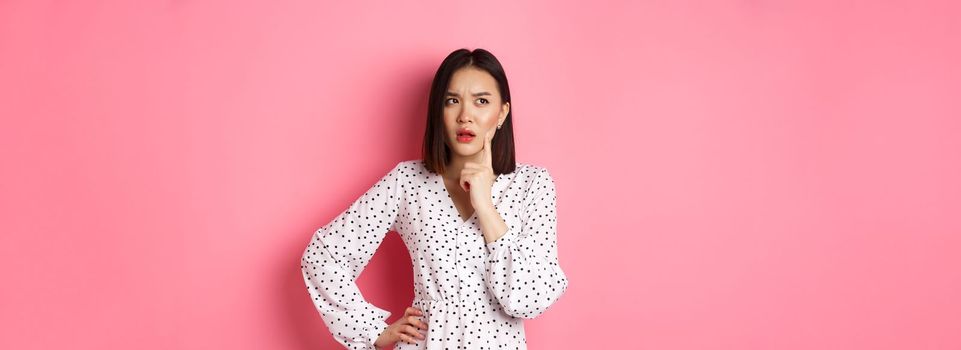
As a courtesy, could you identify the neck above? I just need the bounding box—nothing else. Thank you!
[444,152,484,181]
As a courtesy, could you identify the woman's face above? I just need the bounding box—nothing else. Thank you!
[442,67,510,159]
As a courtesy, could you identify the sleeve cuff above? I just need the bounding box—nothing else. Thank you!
[485,226,517,255]
[367,321,389,349]
[365,308,391,349]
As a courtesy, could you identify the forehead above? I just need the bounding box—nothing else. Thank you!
[447,67,498,92]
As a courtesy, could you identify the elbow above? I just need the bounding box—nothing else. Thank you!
[499,296,560,320]
[503,308,540,320]
[498,298,545,319]
[499,275,570,319]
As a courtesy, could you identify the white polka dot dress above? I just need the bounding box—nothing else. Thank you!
[301,159,569,350]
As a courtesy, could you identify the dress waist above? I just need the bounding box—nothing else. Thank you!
[412,297,483,305]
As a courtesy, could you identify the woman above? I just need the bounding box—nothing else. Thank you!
[300,48,569,350]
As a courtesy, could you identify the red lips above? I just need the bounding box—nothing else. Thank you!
[456,128,476,137]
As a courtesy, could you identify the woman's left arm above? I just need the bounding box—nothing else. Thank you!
[481,167,570,319]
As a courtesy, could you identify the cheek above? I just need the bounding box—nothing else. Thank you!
[481,111,500,127]
[442,113,456,129]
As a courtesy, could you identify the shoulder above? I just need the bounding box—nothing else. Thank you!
[386,159,431,180]
[392,159,422,173]
[513,162,556,193]
[515,161,554,180]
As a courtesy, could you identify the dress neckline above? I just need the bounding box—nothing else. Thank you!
[433,171,478,227]
[424,160,518,228]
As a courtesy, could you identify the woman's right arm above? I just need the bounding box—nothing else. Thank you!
[300,161,405,350]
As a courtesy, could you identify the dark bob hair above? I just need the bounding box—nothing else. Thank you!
[421,48,516,176]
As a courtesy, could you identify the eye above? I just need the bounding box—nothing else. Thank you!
[445,97,458,105]
[477,98,489,105]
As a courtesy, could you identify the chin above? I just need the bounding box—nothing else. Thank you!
[449,143,478,156]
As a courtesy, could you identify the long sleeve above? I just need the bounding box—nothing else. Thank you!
[300,162,404,350]
[484,167,570,319]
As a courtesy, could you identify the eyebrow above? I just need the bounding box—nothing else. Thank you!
[445,91,493,97]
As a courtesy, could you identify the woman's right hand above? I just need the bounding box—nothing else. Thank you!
[374,307,429,348]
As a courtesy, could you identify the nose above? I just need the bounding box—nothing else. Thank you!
[456,103,473,124]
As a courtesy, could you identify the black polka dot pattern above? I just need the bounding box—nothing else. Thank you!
[301,160,569,349]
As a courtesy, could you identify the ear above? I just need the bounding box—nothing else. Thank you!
[499,101,510,125]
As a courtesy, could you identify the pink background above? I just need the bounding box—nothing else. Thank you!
[2,1,960,349]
